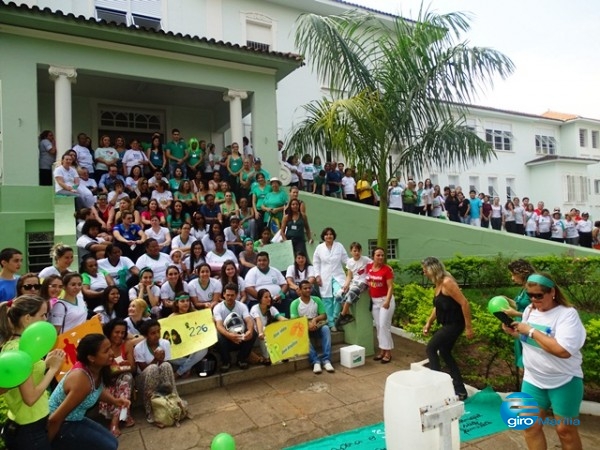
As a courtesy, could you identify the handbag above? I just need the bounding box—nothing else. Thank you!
[150,390,190,427]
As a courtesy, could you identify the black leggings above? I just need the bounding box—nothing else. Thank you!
[426,322,467,395]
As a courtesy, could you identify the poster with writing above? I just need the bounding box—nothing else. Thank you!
[158,309,217,359]
[265,317,309,364]
[53,316,103,381]
[261,240,294,270]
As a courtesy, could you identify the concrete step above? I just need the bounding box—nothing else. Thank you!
[174,331,347,397]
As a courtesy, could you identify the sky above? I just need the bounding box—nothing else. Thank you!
[351,0,600,119]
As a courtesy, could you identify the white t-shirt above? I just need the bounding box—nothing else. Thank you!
[491,204,503,219]
[98,256,135,281]
[346,256,372,285]
[151,190,173,210]
[121,149,148,175]
[213,300,250,324]
[189,278,222,304]
[299,163,315,181]
[285,264,316,284]
[53,165,78,193]
[244,266,286,300]
[134,338,172,367]
[537,215,552,233]
[551,219,565,239]
[94,147,119,171]
[576,219,593,233]
[171,235,196,251]
[250,304,283,331]
[38,266,73,279]
[128,284,161,301]
[206,250,238,267]
[514,206,525,225]
[341,176,356,196]
[224,226,245,243]
[522,305,586,388]
[190,226,208,242]
[135,253,172,283]
[73,145,94,172]
[564,220,578,239]
[525,212,538,232]
[160,280,190,300]
[107,191,129,205]
[145,227,170,246]
[50,299,88,333]
[388,186,403,209]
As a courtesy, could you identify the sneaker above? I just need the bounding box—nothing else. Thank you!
[221,363,231,373]
[331,326,338,332]
[313,362,322,374]
[323,361,335,373]
[146,414,155,424]
[238,361,249,370]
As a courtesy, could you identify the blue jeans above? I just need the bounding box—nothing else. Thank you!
[308,325,331,365]
[171,348,207,376]
[51,417,117,450]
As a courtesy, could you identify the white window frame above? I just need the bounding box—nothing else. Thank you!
[579,128,588,148]
[468,176,479,193]
[95,0,162,30]
[485,129,513,151]
[241,12,277,52]
[564,175,588,202]
[535,134,557,155]
[592,131,599,149]
[368,239,398,260]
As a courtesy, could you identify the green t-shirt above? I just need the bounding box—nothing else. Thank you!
[166,139,187,160]
[2,339,49,424]
[188,148,203,166]
[251,184,272,210]
[290,296,326,319]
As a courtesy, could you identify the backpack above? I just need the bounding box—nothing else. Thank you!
[150,389,190,427]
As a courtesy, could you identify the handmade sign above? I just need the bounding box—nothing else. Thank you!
[265,317,309,364]
[53,316,103,381]
[158,309,218,359]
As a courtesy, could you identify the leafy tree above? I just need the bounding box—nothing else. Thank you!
[287,8,514,250]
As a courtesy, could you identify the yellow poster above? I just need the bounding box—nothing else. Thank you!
[265,317,310,364]
[54,316,103,381]
[158,309,218,360]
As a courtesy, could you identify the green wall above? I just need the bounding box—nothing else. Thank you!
[300,193,599,264]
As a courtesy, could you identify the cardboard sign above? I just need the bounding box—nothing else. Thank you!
[261,240,294,270]
[265,316,310,363]
[158,309,218,359]
[54,316,103,381]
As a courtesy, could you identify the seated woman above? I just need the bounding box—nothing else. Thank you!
[15,272,41,297]
[239,237,257,278]
[38,243,75,278]
[220,260,246,304]
[167,200,191,237]
[132,177,152,213]
[144,215,172,253]
[201,221,224,254]
[133,319,179,426]
[238,197,257,241]
[175,179,196,217]
[94,285,121,324]
[48,334,129,450]
[128,267,161,317]
[169,292,208,379]
[285,251,316,300]
[100,319,135,437]
[77,219,111,260]
[112,211,147,261]
[151,180,173,213]
[171,222,195,256]
[111,198,142,228]
[50,272,88,334]
[159,265,190,318]
[190,212,208,242]
[93,193,113,232]
[125,298,151,338]
[250,289,287,365]
[205,234,238,275]
[124,165,143,194]
[140,199,166,229]
[188,263,221,310]
[53,151,95,209]
[220,191,239,227]
[184,240,206,281]
[80,255,115,311]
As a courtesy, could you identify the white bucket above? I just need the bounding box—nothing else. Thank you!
[384,369,460,449]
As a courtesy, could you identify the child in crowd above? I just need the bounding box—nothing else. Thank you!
[335,242,372,327]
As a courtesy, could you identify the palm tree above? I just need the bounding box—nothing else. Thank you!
[286,8,514,251]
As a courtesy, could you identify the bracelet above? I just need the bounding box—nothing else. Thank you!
[528,328,535,339]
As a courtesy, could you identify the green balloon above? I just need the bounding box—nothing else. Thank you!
[488,296,510,314]
[0,350,33,388]
[211,433,236,450]
[19,321,58,361]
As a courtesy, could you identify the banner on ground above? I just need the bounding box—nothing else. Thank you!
[265,317,310,364]
[158,309,218,359]
[54,316,103,381]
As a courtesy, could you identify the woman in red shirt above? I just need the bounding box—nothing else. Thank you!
[367,247,395,363]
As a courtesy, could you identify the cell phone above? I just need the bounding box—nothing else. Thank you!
[493,311,514,327]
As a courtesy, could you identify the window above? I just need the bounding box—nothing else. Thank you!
[506,177,516,201]
[487,177,498,197]
[592,131,599,149]
[368,239,398,260]
[245,13,274,51]
[579,129,588,147]
[99,107,163,131]
[565,175,588,202]
[27,232,53,273]
[447,175,459,190]
[95,0,161,30]
[594,180,600,195]
[468,176,479,193]
[485,129,513,151]
[535,135,557,155]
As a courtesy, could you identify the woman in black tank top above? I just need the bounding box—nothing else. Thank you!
[421,257,474,400]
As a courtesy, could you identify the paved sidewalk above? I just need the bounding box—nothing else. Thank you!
[118,335,600,449]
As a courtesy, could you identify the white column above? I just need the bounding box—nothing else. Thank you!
[223,89,248,148]
[49,66,77,162]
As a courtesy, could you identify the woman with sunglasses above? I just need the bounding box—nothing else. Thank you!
[503,273,586,450]
[16,273,41,296]
[422,256,474,401]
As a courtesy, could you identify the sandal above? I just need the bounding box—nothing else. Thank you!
[110,424,122,438]
[373,353,384,361]
[381,353,392,364]
[124,416,136,428]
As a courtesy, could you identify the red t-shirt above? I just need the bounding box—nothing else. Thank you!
[366,263,393,298]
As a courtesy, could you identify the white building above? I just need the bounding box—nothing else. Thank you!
[423,105,600,218]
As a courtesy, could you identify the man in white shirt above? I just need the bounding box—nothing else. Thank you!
[245,251,288,314]
[72,132,95,178]
[135,239,172,285]
[213,283,256,371]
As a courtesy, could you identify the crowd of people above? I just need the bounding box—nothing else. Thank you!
[15,129,585,449]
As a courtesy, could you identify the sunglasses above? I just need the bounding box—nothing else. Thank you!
[526,292,546,300]
[22,283,41,290]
